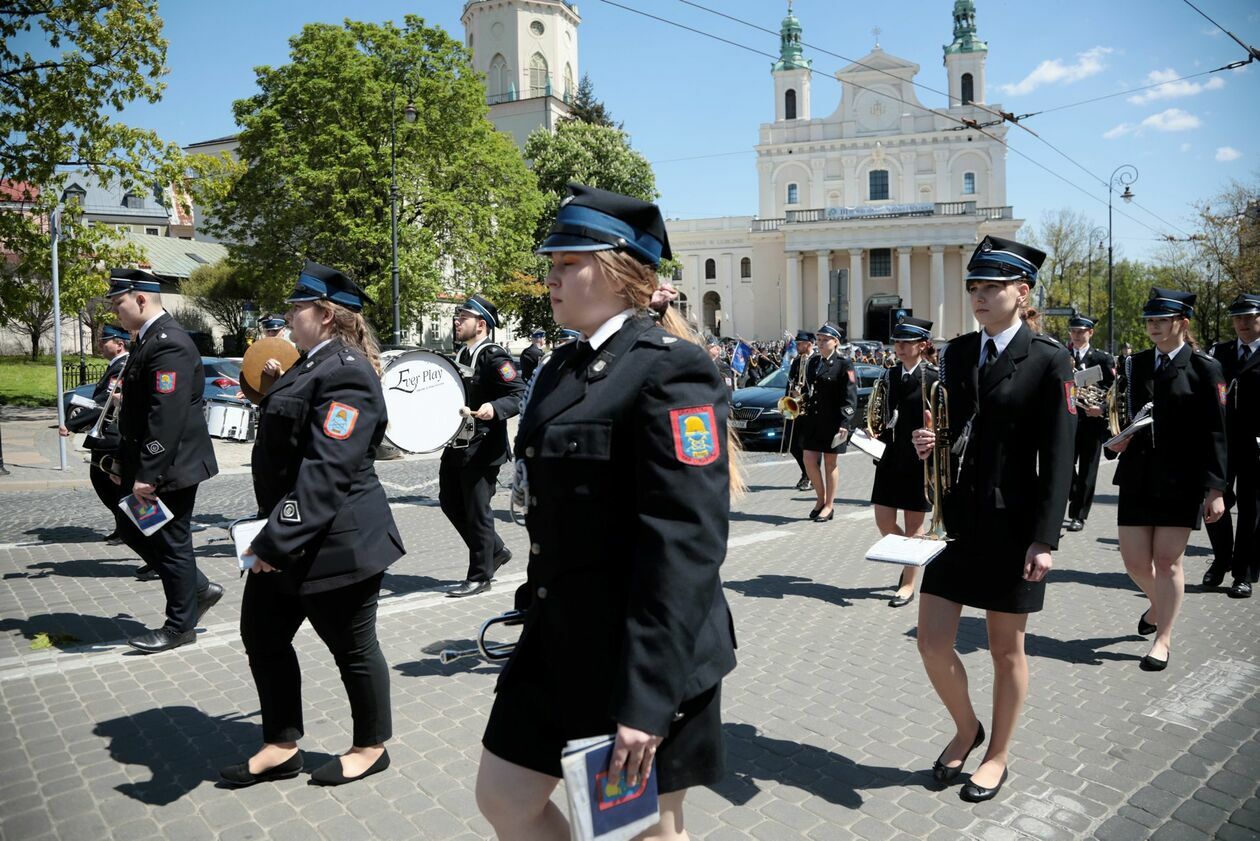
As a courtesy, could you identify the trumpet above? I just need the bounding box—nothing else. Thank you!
[922,377,952,541]
[86,360,128,440]
[866,372,889,438]
[438,610,523,665]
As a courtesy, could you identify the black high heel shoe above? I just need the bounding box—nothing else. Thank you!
[1139,652,1169,672]
[814,510,834,523]
[1137,610,1157,636]
[809,507,822,520]
[932,722,985,783]
[960,767,1008,803]
[219,750,303,787]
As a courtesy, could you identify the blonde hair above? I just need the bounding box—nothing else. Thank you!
[314,300,383,375]
[592,249,746,497]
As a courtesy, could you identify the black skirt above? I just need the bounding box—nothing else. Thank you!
[1117,490,1204,530]
[799,415,850,454]
[871,441,930,512]
[919,516,1045,613]
[483,680,724,794]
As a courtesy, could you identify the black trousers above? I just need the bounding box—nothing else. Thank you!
[116,483,209,634]
[785,419,806,477]
[439,454,505,584]
[89,451,123,512]
[240,571,391,747]
[1068,421,1105,521]
[1206,462,1260,583]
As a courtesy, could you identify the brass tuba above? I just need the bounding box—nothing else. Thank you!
[866,372,889,438]
[922,377,952,541]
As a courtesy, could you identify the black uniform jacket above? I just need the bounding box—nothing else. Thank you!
[1111,346,1227,498]
[505,316,736,737]
[879,362,938,451]
[117,313,218,491]
[803,351,858,437]
[1210,340,1260,471]
[1070,345,1116,436]
[786,352,812,397]
[447,338,525,469]
[68,352,128,450]
[520,343,545,382]
[939,325,1076,549]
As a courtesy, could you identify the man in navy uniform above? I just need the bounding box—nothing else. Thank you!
[441,295,525,597]
[519,329,546,383]
[785,330,816,491]
[260,315,288,339]
[1204,293,1260,597]
[1063,315,1115,532]
[107,268,222,653]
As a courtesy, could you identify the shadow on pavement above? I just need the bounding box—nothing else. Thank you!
[1049,567,1144,592]
[20,525,109,544]
[711,722,924,808]
[381,573,452,596]
[393,640,501,678]
[724,574,887,608]
[903,616,1146,665]
[0,611,147,650]
[6,558,145,580]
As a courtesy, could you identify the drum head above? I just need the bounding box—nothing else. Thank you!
[241,337,300,404]
[381,350,466,453]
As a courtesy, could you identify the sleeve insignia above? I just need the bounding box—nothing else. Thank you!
[670,405,721,466]
[498,361,518,382]
[1218,382,1228,406]
[847,368,856,384]
[1064,382,1077,415]
[155,371,176,393]
[279,500,302,524]
[145,440,165,455]
[322,401,359,439]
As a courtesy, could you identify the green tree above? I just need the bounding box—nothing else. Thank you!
[565,74,621,129]
[188,17,542,339]
[181,260,260,353]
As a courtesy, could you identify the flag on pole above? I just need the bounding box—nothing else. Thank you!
[730,341,751,376]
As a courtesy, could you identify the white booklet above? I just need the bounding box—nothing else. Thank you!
[116,494,173,537]
[1103,410,1153,450]
[849,428,885,461]
[865,533,947,566]
[229,518,268,571]
[560,735,660,841]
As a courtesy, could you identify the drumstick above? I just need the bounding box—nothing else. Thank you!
[459,407,473,417]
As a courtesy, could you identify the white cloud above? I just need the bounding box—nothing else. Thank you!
[1216,146,1242,162]
[1104,123,1135,140]
[1127,68,1225,104]
[1180,142,1192,152]
[998,47,1112,96]
[1103,108,1201,139]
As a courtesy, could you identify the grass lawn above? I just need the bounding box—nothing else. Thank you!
[0,356,87,407]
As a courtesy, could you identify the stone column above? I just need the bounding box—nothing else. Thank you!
[960,245,977,334]
[897,246,913,308]
[785,252,802,333]
[930,245,946,331]
[816,250,831,328]
[848,248,865,340]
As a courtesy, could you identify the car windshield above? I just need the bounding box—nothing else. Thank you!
[214,360,241,379]
[756,368,788,389]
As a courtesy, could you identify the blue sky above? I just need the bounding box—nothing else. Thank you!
[107,0,1259,260]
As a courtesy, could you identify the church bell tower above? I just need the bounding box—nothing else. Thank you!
[772,1,811,122]
[943,0,987,107]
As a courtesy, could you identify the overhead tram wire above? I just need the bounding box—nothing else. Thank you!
[595,0,1181,242]
[1180,0,1260,64]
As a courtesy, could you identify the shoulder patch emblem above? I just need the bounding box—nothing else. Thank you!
[670,405,721,467]
[155,371,176,393]
[1218,382,1228,407]
[1064,382,1077,415]
[279,500,302,524]
[847,368,857,384]
[498,361,517,382]
[323,401,359,439]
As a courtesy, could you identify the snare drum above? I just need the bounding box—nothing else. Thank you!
[205,398,256,441]
[380,349,467,453]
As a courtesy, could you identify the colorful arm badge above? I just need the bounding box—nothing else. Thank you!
[322,401,360,439]
[669,405,720,466]
[1063,382,1077,415]
[155,371,177,393]
[498,361,517,382]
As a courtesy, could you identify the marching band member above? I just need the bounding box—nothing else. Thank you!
[1107,288,1227,669]
[800,323,857,522]
[870,317,937,607]
[223,261,405,788]
[260,315,289,340]
[1063,315,1115,532]
[785,330,816,492]
[107,268,223,653]
[475,184,739,841]
[708,336,736,391]
[1204,293,1260,598]
[440,294,524,598]
[520,329,547,383]
[911,236,1075,802]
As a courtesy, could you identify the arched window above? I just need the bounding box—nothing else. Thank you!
[869,169,889,201]
[488,54,509,100]
[962,172,976,195]
[529,53,549,98]
[785,88,797,120]
[564,63,575,103]
[704,258,717,280]
[786,183,799,205]
[961,73,974,105]
[740,257,752,278]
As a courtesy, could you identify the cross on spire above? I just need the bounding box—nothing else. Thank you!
[872,26,882,48]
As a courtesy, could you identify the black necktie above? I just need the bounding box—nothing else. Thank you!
[902,372,913,387]
[568,341,594,374]
[982,339,998,372]
[1242,345,1252,363]
[1157,352,1170,371]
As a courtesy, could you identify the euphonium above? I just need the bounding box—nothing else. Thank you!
[922,377,952,541]
[777,353,809,420]
[1105,381,1127,437]
[866,373,889,438]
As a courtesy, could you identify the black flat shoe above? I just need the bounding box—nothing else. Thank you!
[447,580,490,598]
[889,593,915,608]
[1140,653,1169,672]
[960,768,1008,803]
[219,751,303,787]
[814,510,834,523]
[1066,519,1085,532]
[1228,581,1252,599]
[932,722,985,783]
[135,564,160,582]
[127,627,196,654]
[1202,569,1226,589]
[195,583,223,625]
[808,507,822,519]
[309,749,390,786]
[1137,610,1157,636]
[104,531,124,546]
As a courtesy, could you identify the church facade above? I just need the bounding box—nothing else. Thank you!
[666,1,1023,342]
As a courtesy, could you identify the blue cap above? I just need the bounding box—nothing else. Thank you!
[1068,315,1097,329]
[1228,293,1260,317]
[1142,287,1195,319]
[556,328,581,343]
[105,268,161,297]
[100,324,130,342]
[816,324,843,341]
[456,294,499,329]
[286,261,371,312]
[966,235,1046,286]
[891,316,933,341]
[537,183,672,268]
[794,330,815,342]
[530,329,546,339]
[260,316,286,330]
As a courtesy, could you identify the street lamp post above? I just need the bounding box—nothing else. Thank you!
[389,93,418,347]
[1087,226,1106,316]
[1106,164,1138,355]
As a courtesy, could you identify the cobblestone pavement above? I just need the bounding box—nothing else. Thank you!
[1,452,1257,841]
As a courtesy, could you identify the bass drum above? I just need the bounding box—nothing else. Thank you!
[380,349,466,453]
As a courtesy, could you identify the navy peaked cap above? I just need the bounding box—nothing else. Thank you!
[260,316,286,330]
[1228,293,1260,317]
[530,329,546,339]
[1142,287,1195,319]
[100,324,130,342]
[537,183,672,267]
[1068,315,1098,329]
[966,235,1046,286]
[794,330,815,342]
[105,267,162,297]
[891,316,933,341]
[286,261,370,312]
[456,294,499,329]
[816,324,843,341]
[556,328,582,342]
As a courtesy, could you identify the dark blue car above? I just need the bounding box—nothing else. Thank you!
[730,363,886,451]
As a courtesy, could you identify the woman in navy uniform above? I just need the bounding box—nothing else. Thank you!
[1203,293,1260,597]
[911,236,1075,802]
[222,261,405,788]
[870,317,937,607]
[475,184,739,841]
[799,323,857,522]
[1106,288,1226,670]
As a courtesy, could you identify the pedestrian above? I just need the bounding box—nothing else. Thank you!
[1204,293,1260,597]
[476,183,739,841]
[106,268,223,653]
[223,261,405,788]
[1063,315,1115,532]
[910,235,1075,802]
[870,317,937,607]
[1106,287,1227,670]
[441,295,524,597]
[708,337,735,391]
[800,323,857,522]
[520,329,546,382]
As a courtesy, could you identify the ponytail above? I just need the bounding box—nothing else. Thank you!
[314,300,383,375]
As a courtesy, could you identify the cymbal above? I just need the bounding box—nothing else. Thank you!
[241,337,300,405]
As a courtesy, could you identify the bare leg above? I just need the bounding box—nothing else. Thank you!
[873,504,903,537]
[916,594,980,769]
[1147,526,1191,661]
[897,511,926,598]
[804,450,825,511]
[817,453,839,518]
[476,748,568,841]
[1119,525,1156,625]
[636,790,689,840]
[973,610,1029,787]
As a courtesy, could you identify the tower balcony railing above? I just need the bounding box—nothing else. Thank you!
[486,87,574,107]
[751,202,1013,231]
